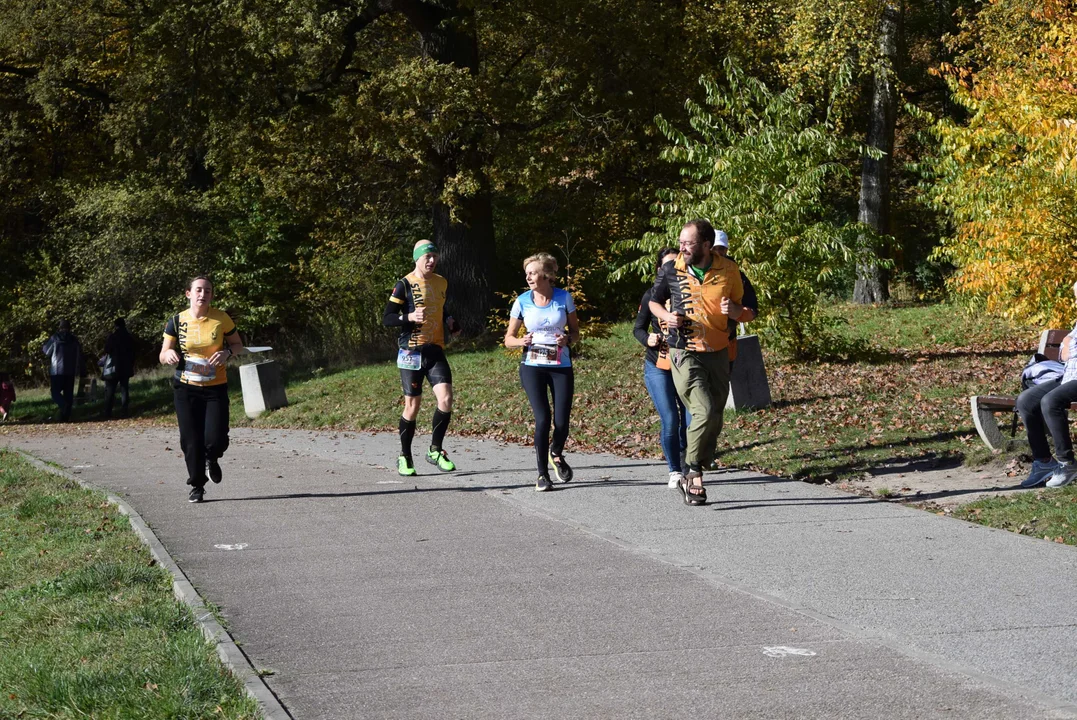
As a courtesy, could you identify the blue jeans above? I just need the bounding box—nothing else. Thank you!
[643,360,689,472]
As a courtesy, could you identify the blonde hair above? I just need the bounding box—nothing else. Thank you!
[523,253,558,282]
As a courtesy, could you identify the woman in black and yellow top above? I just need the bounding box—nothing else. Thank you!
[160,276,243,503]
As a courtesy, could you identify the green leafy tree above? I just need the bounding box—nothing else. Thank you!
[616,60,879,359]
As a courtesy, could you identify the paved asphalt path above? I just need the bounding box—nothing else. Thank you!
[4,425,1077,719]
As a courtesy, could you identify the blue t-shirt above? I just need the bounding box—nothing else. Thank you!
[510,288,576,368]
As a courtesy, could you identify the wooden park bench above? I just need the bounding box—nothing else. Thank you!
[971,328,1070,450]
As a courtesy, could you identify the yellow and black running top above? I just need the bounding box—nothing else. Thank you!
[163,308,238,386]
[650,253,744,353]
[384,271,448,349]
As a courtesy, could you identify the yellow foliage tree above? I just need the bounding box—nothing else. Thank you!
[927,0,1077,325]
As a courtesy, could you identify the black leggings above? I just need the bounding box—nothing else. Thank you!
[1016,378,1077,462]
[519,364,574,476]
[174,382,230,487]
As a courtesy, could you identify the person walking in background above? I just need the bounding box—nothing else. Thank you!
[707,228,759,470]
[101,317,136,418]
[0,372,16,421]
[649,219,744,505]
[714,230,758,354]
[504,253,580,492]
[42,319,83,422]
[160,276,243,503]
[634,247,689,490]
[383,240,462,477]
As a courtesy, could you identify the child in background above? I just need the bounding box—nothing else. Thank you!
[0,372,16,421]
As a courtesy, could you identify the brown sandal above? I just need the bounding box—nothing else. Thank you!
[678,474,707,506]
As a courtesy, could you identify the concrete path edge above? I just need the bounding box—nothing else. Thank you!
[17,451,293,720]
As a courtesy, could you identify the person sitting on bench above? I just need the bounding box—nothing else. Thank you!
[1016,281,1077,488]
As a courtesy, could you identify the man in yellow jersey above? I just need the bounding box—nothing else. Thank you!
[383,240,461,476]
[650,219,744,506]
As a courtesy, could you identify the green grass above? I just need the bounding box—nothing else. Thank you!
[12,301,1073,545]
[221,302,1036,484]
[0,449,260,719]
[953,484,1077,545]
[5,302,1036,481]
[10,367,178,425]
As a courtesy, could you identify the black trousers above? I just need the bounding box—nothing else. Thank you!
[519,364,574,476]
[50,374,75,421]
[103,378,130,417]
[1016,378,1077,462]
[173,382,230,487]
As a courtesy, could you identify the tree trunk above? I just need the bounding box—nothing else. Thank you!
[401,0,495,334]
[433,197,494,335]
[854,2,901,305]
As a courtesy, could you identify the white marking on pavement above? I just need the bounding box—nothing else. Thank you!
[377,480,405,484]
[763,646,817,658]
[214,543,249,550]
[73,464,93,469]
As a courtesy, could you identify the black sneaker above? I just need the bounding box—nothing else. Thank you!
[535,474,553,492]
[208,458,223,484]
[549,453,573,483]
[188,486,205,503]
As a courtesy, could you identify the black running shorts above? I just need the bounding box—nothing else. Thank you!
[400,345,453,397]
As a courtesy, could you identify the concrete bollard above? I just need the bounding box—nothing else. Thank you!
[726,335,772,411]
[240,361,289,419]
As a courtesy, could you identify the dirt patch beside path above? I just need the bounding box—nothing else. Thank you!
[837,455,1032,509]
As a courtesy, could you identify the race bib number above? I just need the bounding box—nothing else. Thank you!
[525,344,562,366]
[183,358,216,383]
[397,348,421,370]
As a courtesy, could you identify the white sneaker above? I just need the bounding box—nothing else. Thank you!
[668,471,684,489]
[1047,461,1077,488]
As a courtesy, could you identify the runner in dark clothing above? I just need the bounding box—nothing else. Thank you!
[383,240,461,476]
[160,276,243,503]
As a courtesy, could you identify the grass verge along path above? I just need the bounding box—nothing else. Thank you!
[13,302,1073,546]
[953,484,1077,546]
[0,449,259,719]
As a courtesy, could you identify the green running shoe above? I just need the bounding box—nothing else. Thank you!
[397,455,417,476]
[426,448,456,472]
[549,453,573,483]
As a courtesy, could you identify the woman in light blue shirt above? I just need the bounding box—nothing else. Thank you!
[503,253,580,491]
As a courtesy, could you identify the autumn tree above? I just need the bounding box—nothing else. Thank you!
[925,0,1077,324]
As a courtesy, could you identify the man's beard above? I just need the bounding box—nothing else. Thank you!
[685,247,706,266]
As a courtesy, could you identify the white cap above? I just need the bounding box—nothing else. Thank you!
[715,230,729,248]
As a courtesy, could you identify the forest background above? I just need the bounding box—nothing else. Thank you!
[1,0,1075,373]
